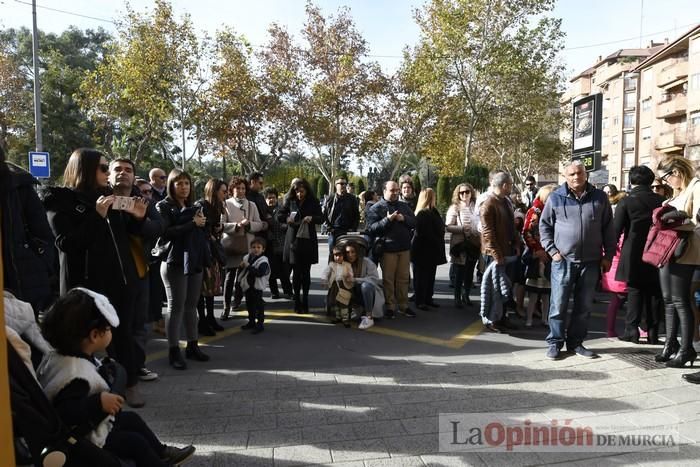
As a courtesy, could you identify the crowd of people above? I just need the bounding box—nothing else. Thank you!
[2,144,700,466]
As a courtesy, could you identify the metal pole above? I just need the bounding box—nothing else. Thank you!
[31,0,43,151]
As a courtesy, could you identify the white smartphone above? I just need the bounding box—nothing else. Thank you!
[112,196,135,211]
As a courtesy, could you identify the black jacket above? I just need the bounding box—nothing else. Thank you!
[277,194,323,265]
[247,190,270,230]
[156,197,210,274]
[365,198,416,253]
[41,186,138,298]
[411,207,447,266]
[1,164,55,311]
[323,193,359,233]
[614,186,665,288]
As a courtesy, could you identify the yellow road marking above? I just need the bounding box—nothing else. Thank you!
[146,309,484,361]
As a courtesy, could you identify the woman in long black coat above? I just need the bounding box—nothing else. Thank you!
[614,165,665,344]
[277,179,323,313]
[411,188,447,311]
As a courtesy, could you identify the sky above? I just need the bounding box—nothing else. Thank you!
[2,0,700,79]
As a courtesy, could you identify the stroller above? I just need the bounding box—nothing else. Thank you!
[8,341,132,467]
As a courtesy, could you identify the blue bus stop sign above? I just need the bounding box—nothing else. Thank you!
[28,151,50,178]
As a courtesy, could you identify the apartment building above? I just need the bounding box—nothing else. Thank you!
[562,43,663,186]
[635,25,700,173]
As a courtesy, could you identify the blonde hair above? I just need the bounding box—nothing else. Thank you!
[536,184,557,204]
[415,187,436,214]
[451,183,476,207]
[657,156,695,191]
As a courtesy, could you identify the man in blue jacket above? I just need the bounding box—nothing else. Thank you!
[366,180,417,319]
[539,160,615,360]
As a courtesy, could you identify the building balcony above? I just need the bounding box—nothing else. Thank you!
[655,128,687,152]
[688,125,700,146]
[656,94,687,119]
[656,59,689,89]
[562,78,591,103]
[594,62,627,85]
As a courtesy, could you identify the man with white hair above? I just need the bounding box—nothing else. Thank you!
[149,167,167,202]
[539,160,615,360]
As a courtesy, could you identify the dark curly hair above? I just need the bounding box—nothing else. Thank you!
[41,289,112,355]
[228,176,248,197]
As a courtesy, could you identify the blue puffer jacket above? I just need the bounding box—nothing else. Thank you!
[539,182,616,263]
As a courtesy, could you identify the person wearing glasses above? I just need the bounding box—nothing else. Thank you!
[653,156,700,372]
[651,177,673,199]
[42,149,149,406]
[523,175,538,209]
[446,183,480,308]
[322,177,359,252]
[148,167,167,202]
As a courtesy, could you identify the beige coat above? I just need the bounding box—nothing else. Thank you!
[669,177,700,265]
[445,203,480,265]
[222,198,263,269]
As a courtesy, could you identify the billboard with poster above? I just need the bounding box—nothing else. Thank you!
[571,93,602,171]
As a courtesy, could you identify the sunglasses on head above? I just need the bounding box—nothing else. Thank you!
[99,163,109,173]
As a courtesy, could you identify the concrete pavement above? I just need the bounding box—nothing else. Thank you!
[135,243,700,466]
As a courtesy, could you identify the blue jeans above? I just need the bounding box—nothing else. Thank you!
[352,281,375,316]
[546,259,600,349]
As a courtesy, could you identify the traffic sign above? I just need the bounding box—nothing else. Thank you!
[28,151,50,178]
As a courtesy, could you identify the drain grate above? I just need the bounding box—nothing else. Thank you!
[612,349,664,371]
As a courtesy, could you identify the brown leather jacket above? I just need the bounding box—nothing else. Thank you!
[480,193,520,264]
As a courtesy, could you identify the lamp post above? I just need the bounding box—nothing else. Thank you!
[31,0,43,151]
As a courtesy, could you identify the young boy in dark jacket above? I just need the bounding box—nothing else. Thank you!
[238,237,271,334]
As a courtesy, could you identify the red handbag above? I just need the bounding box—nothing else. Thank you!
[642,205,688,268]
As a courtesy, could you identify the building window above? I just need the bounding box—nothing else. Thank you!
[612,135,619,146]
[691,111,700,126]
[623,133,635,151]
[693,37,700,55]
[623,112,635,129]
[642,99,652,111]
[642,127,652,140]
[624,76,637,90]
[688,145,700,161]
[624,92,636,109]
[691,73,700,90]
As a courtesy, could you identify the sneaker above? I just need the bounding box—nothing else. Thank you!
[138,367,159,382]
[398,308,417,318]
[358,316,374,330]
[161,445,196,465]
[569,345,597,359]
[545,345,560,360]
[125,385,145,408]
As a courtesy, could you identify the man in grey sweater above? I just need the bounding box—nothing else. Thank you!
[539,160,616,360]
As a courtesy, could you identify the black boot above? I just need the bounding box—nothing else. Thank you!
[666,347,698,368]
[208,314,224,331]
[294,292,302,314]
[198,319,216,336]
[655,339,680,362]
[169,346,186,370]
[682,371,700,384]
[185,341,210,361]
[302,294,309,314]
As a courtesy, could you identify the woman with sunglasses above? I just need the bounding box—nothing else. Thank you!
[654,156,700,369]
[651,178,673,199]
[278,178,323,313]
[42,148,148,404]
[445,183,480,308]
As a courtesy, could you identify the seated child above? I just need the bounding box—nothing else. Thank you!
[38,287,195,467]
[321,246,354,327]
[238,237,271,334]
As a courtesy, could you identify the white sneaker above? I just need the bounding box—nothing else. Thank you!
[358,316,374,330]
[138,367,159,382]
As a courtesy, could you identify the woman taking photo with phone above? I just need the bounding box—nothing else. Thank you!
[156,169,211,370]
[278,178,323,313]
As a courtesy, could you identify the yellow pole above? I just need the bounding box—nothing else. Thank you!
[0,211,16,465]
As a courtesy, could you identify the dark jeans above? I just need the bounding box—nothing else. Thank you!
[223,268,243,309]
[454,260,477,301]
[659,262,696,350]
[103,411,167,467]
[245,289,265,324]
[413,262,437,306]
[197,295,215,319]
[132,276,149,372]
[546,259,599,349]
[107,290,138,387]
[269,253,292,296]
[623,286,662,338]
[148,260,165,322]
[293,263,312,299]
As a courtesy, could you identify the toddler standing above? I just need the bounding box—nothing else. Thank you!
[322,246,355,327]
[238,237,271,334]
